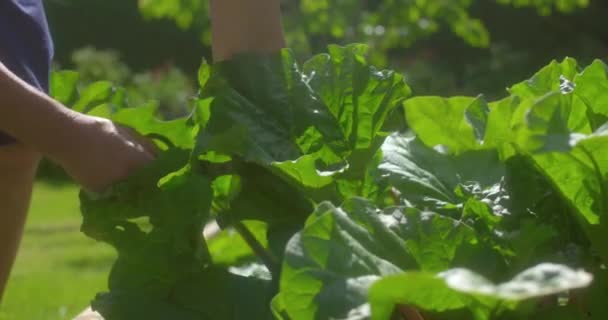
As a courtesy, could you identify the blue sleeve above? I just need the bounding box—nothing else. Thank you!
[0,0,54,145]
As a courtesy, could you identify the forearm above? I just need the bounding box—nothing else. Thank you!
[0,144,39,301]
[0,62,83,161]
[0,62,155,192]
[210,0,286,61]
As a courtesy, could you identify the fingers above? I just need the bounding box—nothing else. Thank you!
[118,126,160,157]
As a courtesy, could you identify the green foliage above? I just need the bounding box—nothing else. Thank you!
[135,0,589,63]
[53,45,608,319]
[66,47,195,118]
[496,0,589,15]
[138,0,210,42]
[71,47,131,84]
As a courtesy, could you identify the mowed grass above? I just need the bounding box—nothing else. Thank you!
[0,182,116,320]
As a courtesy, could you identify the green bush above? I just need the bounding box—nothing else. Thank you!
[50,44,608,319]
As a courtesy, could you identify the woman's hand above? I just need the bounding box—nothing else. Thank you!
[51,114,156,193]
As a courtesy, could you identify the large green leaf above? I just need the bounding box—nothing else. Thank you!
[404,59,608,159]
[93,267,273,320]
[574,60,608,118]
[531,133,608,262]
[80,150,212,312]
[508,58,579,98]
[378,133,505,210]
[369,263,592,320]
[378,133,568,279]
[273,198,477,319]
[275,197,593,320]
[80,151,275,320]
[404,96,486,154]
[302,45,411,151]
[196,44,410,197]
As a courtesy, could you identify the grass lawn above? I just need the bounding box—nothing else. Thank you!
[0,182,116,320]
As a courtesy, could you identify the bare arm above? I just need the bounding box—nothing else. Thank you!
[210,0,286,61]
[0,62,154,299]
[0,62,85,159]
[0,143,39,302]
[1,0,286,301]
[0,62,155,192]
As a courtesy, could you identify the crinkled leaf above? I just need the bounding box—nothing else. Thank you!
[404,96,484,154]
[212,162,313,226]
[80,150,213,317]
[370,264,592,320]
[531,134,608,262]
[275,198,479,319]
[197,49,345,164]
[400,209,478,272]
[302,44,411,151]
[440,263,592,300]
[405,59,606,159]
[508,58,579,98]
[379,134,505,210]
[196,45,410,197]
[274,199,407,319]
[574,60,608,118]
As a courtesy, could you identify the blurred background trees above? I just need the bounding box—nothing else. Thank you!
[44,0,603,108]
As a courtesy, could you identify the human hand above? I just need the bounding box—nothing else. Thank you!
[51,114,156,193]
[0,61,155,193]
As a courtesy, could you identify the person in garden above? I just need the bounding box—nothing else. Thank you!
[0,0,286,301]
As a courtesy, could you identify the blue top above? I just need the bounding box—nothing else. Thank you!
[0,0,54,144]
